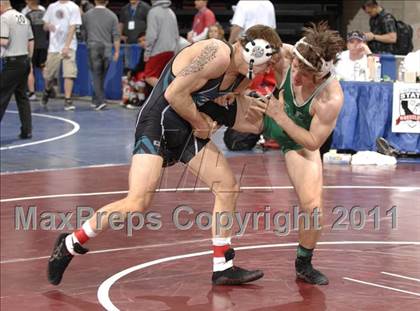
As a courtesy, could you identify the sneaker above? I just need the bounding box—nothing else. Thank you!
[295,256,329,285]
[125,104,138,110]
[64,99,76,111]
[95,103,107,111]
[90,103,97,108]
[47,233,88,285]
[41,89,51,108]
[19,132,32,139]
[28,92,37,101]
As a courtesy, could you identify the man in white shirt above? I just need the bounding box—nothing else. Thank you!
[41,0,82,111]
[335,31,375,81]
[228,0,276,44]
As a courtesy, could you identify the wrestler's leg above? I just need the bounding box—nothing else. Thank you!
[284,148,328,285]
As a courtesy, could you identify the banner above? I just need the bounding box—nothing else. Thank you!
[392,82,420,133]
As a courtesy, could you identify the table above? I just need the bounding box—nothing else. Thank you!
[332,81,420,153]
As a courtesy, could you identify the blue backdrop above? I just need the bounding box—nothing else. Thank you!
[333,81,420,153]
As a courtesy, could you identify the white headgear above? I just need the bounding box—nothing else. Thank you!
[293,37,334,77]
[242,38,276,79]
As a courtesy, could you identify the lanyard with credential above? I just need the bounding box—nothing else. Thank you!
[129,6,137,20]
[128,6,137,31]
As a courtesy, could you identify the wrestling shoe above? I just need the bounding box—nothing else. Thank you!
[212,248,264,285]
[48,233,88,285]
[295,256,329,285]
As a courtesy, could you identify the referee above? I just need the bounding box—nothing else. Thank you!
[0,0,34,139]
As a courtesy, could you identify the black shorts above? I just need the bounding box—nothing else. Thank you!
[133,95,237,167]
[32,49,47,68]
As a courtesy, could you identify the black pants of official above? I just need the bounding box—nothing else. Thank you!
[0,56,32,135]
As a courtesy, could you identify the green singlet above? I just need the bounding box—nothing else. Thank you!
[263,66,334,153]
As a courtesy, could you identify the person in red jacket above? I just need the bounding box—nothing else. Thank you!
[187,0,216,43]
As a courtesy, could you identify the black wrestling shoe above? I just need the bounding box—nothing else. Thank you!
[295,256,329,285]
[212,248,264,285]
[47,233,88,285]
[212,266,264,285]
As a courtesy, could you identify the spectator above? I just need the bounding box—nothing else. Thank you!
[25,0,49,101]
[207,22,225,40]
[335,31,375,81]
[143,0,178,87]
[76,0,94,13]
[119,0,150,70]
[187,0,215,43]
[75,0,94,41]
[83,0,120,110]
[119,0,150,44]
[122,33,148,109]
[228,0,276,44]
[21,0,45,15]
[362,0,397,54]
[0,0,34,139]
[41,0,82,111]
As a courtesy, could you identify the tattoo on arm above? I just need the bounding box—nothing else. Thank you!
[178,42,218,77]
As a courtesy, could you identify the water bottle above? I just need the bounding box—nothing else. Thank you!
[323,150,352,164]
[374,58,382,82]
[354,62,361,81]
[398,61,405,82]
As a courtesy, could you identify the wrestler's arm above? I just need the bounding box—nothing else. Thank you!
[164,40,231,133]
[267,84,343,151]
[231,94,265,134]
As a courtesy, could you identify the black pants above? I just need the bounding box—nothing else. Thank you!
[0,56,32,135]
[87,42,111,106]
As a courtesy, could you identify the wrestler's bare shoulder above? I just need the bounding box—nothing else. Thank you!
[313,79,343,117]
[172,39,231,78]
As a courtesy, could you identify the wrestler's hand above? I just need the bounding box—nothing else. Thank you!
[213,93,236,107]
[250,91,286,120]
[193,113,218,140]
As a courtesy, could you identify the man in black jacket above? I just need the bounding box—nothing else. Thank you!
[362,0,397,54]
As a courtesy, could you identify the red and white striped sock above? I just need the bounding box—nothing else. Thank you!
[213,237,233,272]
[65,221,97,255]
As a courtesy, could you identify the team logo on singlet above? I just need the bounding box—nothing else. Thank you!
[396,89,420,127]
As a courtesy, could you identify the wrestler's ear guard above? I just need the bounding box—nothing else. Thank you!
[241,37,275,80]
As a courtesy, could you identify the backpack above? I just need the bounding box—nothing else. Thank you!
[223,128,260,151]
[388,15,413,55]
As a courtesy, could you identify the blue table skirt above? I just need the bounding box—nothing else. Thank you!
[332,81,420,153]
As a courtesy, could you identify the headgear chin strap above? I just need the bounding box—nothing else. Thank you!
[293,37,334,77]
[242,38,275,80]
